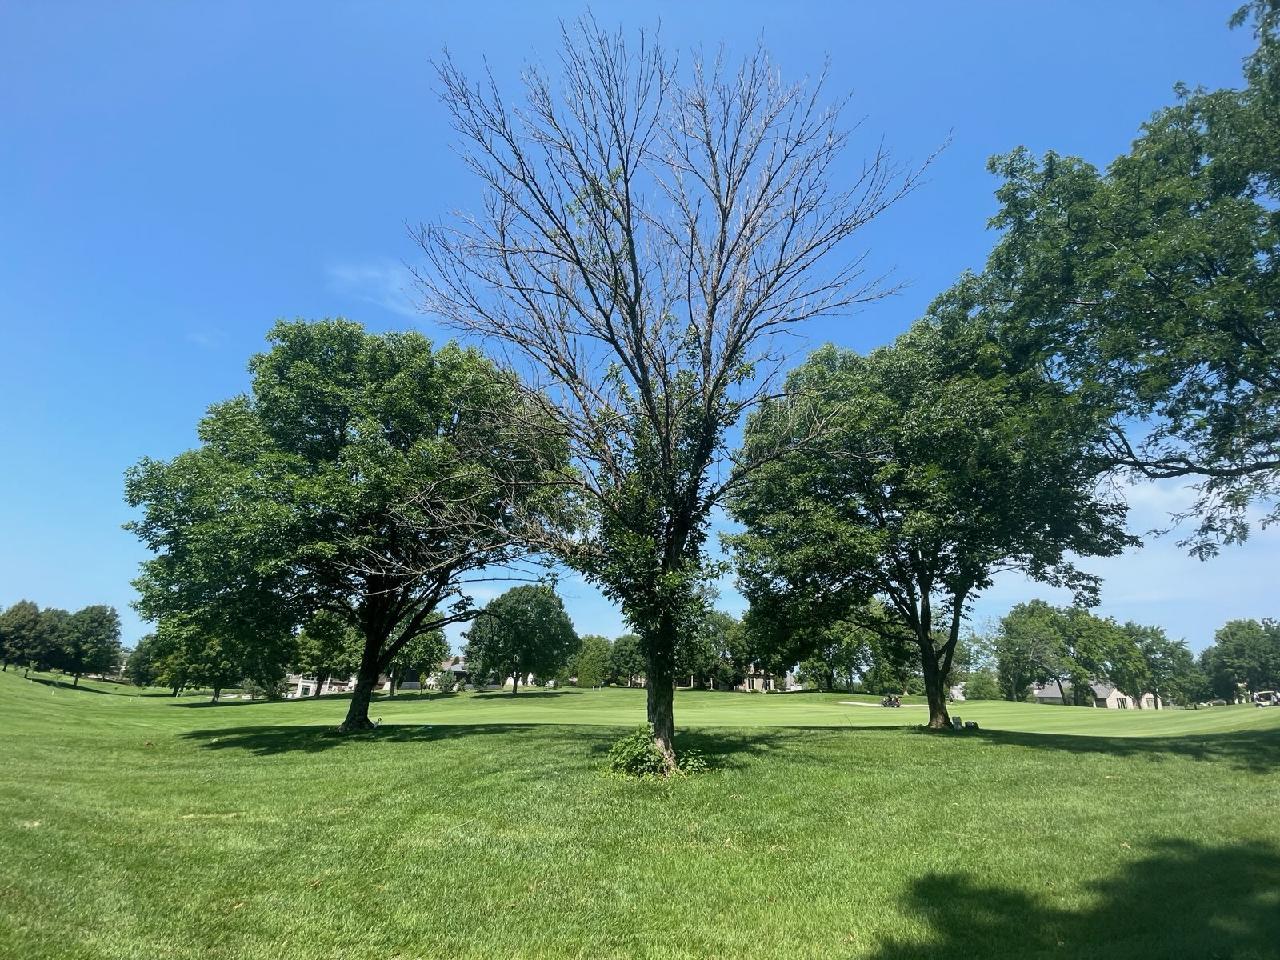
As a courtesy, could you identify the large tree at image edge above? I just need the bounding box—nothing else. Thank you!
[417,16,924,768]
[730,303,1134,728]
[127,319,563,731]
[973,1,1280,555]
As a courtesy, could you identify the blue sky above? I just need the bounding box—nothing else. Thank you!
[1,1,1271,654]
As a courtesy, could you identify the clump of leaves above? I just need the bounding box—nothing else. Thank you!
[606,727,710,778]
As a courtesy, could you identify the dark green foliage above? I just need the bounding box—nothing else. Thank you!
[1202,619,1280,698]
[608,633,646,687]
[464,586,578,695]
[607,726,672,777]
[0,600,45,673]
[570,634,612,688]
[57,605,123,685]
[675,609,745,690]
[971,3,1280,555]
[963,670,1002,701]
[291,612,361,694]
[386,626,448,696]
[732,307,1131,727]
[124,635,158,688]
[607,726,709,778]
[126,319,563,730]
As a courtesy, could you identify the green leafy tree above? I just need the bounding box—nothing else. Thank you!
[731,307,1131,728]
[571,634,612,688]
[292,612,362,697]
[386,625,448,697]
[60,605,123,686]
[675,609,744,690]
[464,586,579,696]
[962,670,1001,701]
[995,601,1062,701]
[971,3,1280,555]
[1120,625,1199,708]
[608,633,646,688]
[421,16,919,768]
[0,600,43,673]
[124,635,159,688]
[37,608,73,677]
[1203,619,1280,698]
[127,319,562,731]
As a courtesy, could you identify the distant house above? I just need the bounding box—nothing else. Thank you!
[735,664,795,693]
[285,673,354,698]
[424,656,470,688]
[1031,681,1163,709]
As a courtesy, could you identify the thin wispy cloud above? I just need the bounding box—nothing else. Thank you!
[326,259,420,319]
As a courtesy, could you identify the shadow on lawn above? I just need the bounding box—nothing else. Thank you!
[178,721,793,767]
[869,838,1280,959]
[26,675,116,694]
[966,727,1280,775]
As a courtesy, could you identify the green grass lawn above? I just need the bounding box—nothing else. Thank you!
[2,670,1278,959]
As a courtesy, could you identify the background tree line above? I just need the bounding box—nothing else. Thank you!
[0,600,123,685]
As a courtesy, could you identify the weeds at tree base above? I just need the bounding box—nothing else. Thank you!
[606,726,711,778]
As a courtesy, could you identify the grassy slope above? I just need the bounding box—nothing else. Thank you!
[1,671,1278,960]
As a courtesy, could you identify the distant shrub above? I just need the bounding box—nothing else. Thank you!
[963,670,1001,701]
[431,671,459,693]
[242,678,286,700]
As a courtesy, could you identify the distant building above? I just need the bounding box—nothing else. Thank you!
[735,664,795,693]
[1031,681,1163,709]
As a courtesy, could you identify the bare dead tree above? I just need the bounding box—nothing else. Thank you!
[415,15,926,769]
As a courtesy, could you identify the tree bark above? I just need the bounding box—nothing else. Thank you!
[313,670,328,698]
[511,672,520,696]
[340,635,384,732]
[73,673,80,687]
[645,613,678,771]
[920,642,951,729]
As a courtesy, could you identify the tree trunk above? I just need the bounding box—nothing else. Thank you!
[313,671,328,698]
[511,672,519,696]
[73,673,80,687]
[1056,677,1069,706]
[340,642,383,732]
[171,685,180,697]
[211,688,220,703]
[645,613,678,772]
[920,644,950,729]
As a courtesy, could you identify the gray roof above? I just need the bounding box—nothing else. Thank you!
[1032,681,1119,700]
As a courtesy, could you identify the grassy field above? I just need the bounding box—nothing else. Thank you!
[2,670,1278,959]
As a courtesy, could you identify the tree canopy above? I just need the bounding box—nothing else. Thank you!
[731,305,1132,727]
[127,319,563,729]
[464,585,579,695]
[965,2,1280,555]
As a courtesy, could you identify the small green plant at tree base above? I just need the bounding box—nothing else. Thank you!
[607,727,710,778]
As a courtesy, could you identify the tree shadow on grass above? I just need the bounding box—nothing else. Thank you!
[966,727,1280,775]
[178,722,623,757]
[25,675,116,694]
[177,721,795,767]
[869,838,1280,959]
